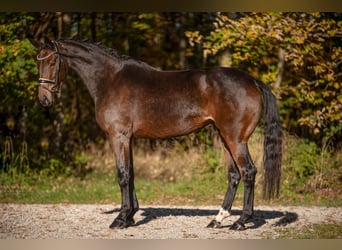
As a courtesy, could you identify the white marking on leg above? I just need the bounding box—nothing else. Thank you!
[215,207,231,223]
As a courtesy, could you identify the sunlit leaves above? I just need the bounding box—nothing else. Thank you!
[0,39,37,103]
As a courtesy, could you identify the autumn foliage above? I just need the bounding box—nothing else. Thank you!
[0,13,341,174]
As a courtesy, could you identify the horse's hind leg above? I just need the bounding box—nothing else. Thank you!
[231,143,257,230]
[209,139,257,230]
[207,149,241,228]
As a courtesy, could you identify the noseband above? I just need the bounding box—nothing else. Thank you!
[36,41,64,94]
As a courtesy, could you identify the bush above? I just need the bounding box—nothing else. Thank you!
[282,135,341,193]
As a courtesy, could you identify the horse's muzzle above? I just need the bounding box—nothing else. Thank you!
[39,95,53,107]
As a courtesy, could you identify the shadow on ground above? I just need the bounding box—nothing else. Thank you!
[103,207,298,229]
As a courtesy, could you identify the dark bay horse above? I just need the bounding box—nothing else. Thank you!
[30,37,282,231]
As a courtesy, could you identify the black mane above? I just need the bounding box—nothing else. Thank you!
[57,37,150,67]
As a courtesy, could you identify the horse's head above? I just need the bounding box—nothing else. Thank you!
[30,37,66,107]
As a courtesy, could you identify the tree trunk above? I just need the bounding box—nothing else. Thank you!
[178,14,187,69]
[51,12,65,155]
[91,12,97,41]
[56,12,63,38]
[219,50,232,67]
[274,47,285,89]
[33,13,54,39]
[51,95,64,156]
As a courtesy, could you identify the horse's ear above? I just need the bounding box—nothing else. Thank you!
[29,38,42,49]
[44,36,54,49]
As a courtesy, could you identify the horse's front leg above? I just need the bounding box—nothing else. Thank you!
[108,132,139,229]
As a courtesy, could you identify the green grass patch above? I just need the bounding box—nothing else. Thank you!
[0,170,117,204]
[271,223,342,239]
[0,167,241,205]
[1,166,340,206]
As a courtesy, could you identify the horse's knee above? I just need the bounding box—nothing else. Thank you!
[229,171,241,186]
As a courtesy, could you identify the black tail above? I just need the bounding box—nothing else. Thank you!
[256,81,282,199]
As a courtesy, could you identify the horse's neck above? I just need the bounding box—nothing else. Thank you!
[61,43,112,103]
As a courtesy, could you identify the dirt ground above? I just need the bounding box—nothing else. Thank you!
[0,204,341,239]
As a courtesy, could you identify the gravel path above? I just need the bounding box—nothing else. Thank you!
[0,204,341,239]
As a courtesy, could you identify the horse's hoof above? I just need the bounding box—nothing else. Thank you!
[109,218,135,229]
[230,221,246,231]
[207,219,222,228]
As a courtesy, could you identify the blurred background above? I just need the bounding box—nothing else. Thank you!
[0,12,341,205]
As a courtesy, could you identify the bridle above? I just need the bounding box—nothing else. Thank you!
[36,41,65,94]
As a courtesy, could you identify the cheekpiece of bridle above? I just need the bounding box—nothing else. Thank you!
[36,41,62,94]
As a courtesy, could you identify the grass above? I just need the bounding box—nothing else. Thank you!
[271,223,342,239]
[0,168,235,205]
[1,165,341,207]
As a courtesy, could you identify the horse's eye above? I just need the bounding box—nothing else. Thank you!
[50,62,56,67]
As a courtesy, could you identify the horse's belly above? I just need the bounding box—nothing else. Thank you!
[133,113,212,139]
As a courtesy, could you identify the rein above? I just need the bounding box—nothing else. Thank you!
[37,41,64,93]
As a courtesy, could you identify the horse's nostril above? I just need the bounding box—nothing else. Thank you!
[40,95,52,107]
